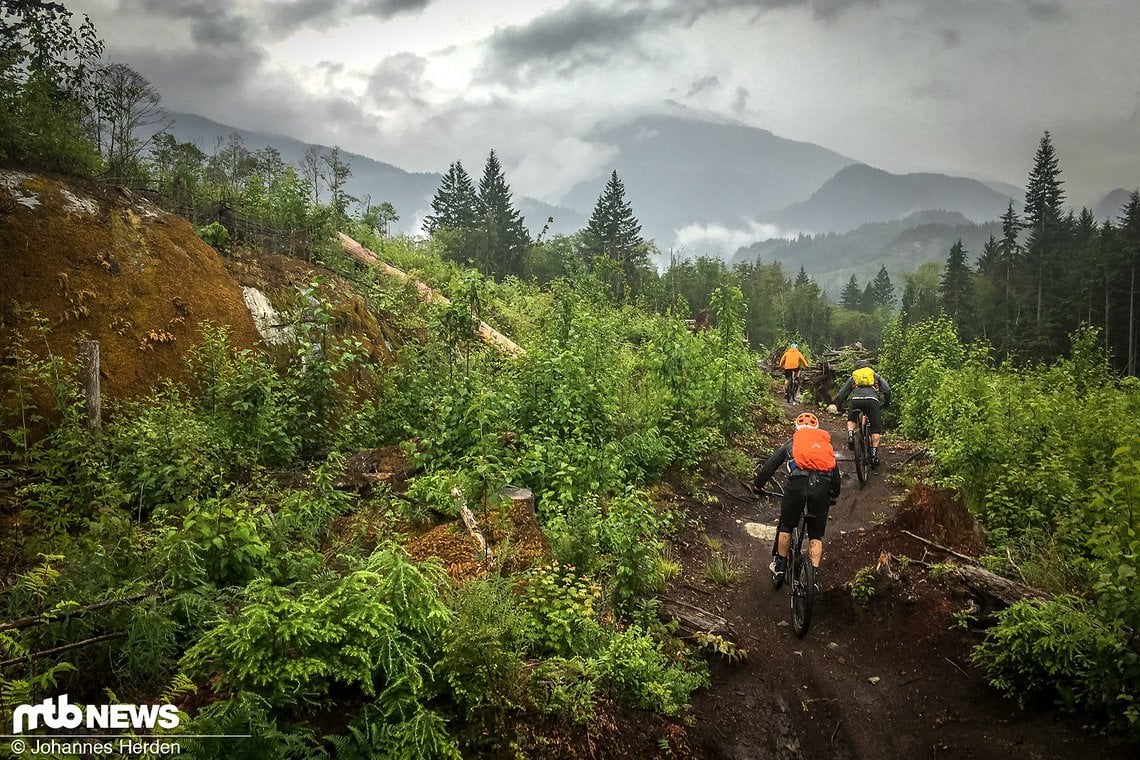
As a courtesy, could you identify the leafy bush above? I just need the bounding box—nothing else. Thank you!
[520,561,604,657]
[971,596,1139,735]
[182,545,450,709]
[592,625,708,715]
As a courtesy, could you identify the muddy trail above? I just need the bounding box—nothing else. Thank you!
[652,397,1136,760]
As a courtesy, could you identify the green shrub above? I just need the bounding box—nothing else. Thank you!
[592,625,708,715]
[971,597,1138,735]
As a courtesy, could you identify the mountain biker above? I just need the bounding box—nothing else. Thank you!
[832,359,891,468]
[779,342,809,400]
[752,412,841,586]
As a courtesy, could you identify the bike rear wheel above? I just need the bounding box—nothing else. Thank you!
[853,424,869,485]
[789,545,816,637]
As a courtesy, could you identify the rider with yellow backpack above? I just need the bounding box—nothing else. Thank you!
[831,359,891,468]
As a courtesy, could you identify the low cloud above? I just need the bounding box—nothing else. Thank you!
[672,219,802,258]
[512,137,619,202]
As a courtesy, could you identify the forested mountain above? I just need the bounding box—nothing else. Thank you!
[771,163,1015,234]
[559,110,857,244]
[158,112,586,237]
[731,210,1001,297]
[1094,187,1135,222]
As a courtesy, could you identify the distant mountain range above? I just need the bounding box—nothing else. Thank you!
[560,112,856,244]
[732,210,1002,298]
[156,109,1127,275]
[772,163,1016,234]
[1093,188,1134,222]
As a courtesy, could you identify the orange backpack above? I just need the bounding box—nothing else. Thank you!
[792,427,836,471]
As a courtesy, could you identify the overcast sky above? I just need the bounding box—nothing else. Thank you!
[68,0,1140,209]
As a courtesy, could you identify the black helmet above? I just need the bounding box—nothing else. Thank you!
[854,359,872,369]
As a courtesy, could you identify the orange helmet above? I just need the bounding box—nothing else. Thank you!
[795,412,819,429]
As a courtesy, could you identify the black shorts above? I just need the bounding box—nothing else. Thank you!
[784,368,798,380]
[778,473,832,540]
[848,396,883,434]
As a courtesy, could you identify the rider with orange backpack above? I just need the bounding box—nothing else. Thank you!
[752,412,841,586]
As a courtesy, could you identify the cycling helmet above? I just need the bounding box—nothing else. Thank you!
[795,412,819,429]
[854,359,871,369]
[790,343,799,348]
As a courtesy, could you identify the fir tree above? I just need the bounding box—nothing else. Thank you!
[868,266,895,309]
[1023,131,1066,329]
[1119,190,1140,375]
[584,170,646,299]
[940,239,974,335]
[476,150,530,278]
[840,274,863,311]
[423,160,478,234]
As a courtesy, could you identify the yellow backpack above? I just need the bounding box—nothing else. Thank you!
[853,367,876,387]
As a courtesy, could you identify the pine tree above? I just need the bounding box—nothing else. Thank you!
[423,160,478,234]
[476,150,530,278]
[869,266,895,309]
[840,274,862,311]
[1023,131,1066,331]
[940,239,974,335]
[584,170,646,299]
[1119,190,1140,375]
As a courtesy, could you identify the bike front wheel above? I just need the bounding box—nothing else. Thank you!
[790,553,816,637]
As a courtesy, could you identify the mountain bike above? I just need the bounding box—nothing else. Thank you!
[785,370,800,404]
[852,409,872,486]
[770,498,820,637]
[787,503,818,637]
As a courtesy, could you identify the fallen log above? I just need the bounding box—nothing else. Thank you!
[659,597,734,638]
[338,233,525,357]
[954,564,1051,607]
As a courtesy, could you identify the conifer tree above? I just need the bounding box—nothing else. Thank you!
[940,239,974,336]
[1023,131,1066,330]
[476,149,530,278]
[840,274,863,311]
[584,170,646,300]
[868,266,896,309]
[1119,190,1140,375]
[423,160,478,234]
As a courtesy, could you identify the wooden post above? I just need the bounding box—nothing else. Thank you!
[76,340,101,443]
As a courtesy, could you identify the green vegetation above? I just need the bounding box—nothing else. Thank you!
[880,316,1140,736]
[4,5,1140,748]
[1,219,771,754]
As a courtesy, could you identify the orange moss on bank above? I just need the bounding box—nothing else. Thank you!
[1,171,260,401]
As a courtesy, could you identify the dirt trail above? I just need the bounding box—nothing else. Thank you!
[667,398,1136,760]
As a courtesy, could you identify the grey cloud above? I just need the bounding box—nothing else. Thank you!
[732,86,750,114]
[262,0,433,33]
[366,52,430,108]
[938,27,961,48]
[121,0,255,46]
[483,3,655,84]
[907,77,964,102]
[687,75,721,98]
[1022,0,1065,22]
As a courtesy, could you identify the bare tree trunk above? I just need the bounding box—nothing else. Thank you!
[76,340,101,444]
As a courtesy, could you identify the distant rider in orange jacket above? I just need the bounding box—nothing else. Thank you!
[779,343,808,402]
